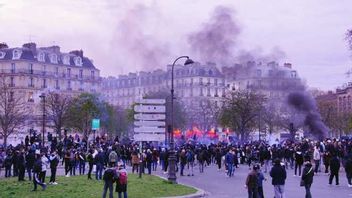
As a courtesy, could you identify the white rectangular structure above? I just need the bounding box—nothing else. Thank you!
[135,99,166,105]
[134,121,165,127]
[134,133,165,142]
[134,127,165,133]
[134,105,166,113]
[134,114,166,120]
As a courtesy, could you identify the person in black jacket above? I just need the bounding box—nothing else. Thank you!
[180,149,187,176]
[26,150,35,181]
[17,150,26,181]
[329,154,340,185]
[270,159,286,198]
[301,160,314,198]
[345,154,352,187]
[32,152,46,191]
[87,149,94,180]
[49,150,59,185]
[294,150,304,176]
[4,152,12,177]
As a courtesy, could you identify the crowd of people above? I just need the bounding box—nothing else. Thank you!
[1,133,352,198]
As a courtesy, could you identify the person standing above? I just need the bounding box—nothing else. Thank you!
[32,151,46,191]
[102,164,117,198]
[270,159,287,198]
[225,150,234,177]
[87,149,94,180]
[245,165,259,198]
[79,150,86,175]
[116,163,128,198]
[313,146,321,174]
[294,149,304,176]
[95,149,105,180]
[329,154,340,186]
[301,160,314,198]
[131,150,139,174]
[146,149,152,175]
[39,152,49,183]
[49,150,59,185]
[186,149,195,176]
[17,150,26,181]
[323,151,331,174]
[257,165,266,198]
[4,151,12,177]
[26,150,35,181]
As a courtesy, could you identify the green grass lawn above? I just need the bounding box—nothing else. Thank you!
[0,174,196,198]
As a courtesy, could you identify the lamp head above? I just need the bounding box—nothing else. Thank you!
[184,58,194,65]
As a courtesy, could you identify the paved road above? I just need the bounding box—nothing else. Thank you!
[155,164,352,198]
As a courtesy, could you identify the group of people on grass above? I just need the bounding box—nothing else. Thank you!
[1,134,352,198]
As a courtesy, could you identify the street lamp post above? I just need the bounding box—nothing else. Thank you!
[39,93,46,146]
[168,56,194,183]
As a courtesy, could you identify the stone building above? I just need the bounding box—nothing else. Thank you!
[0,42,101,142]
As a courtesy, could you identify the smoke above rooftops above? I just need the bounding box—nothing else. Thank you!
[109,4,287,71]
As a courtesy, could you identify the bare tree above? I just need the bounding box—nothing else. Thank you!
[0,76,30,146]
[45,92,72,140]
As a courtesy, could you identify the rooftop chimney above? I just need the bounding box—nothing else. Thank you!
[0,42,9,49]
[284,63,292,69]
[69,49,84,58]
[23,42,37,53]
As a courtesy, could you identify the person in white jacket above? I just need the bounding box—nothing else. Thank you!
[313,146,321,174]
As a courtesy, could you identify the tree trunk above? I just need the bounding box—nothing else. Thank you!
[3,134,8,147]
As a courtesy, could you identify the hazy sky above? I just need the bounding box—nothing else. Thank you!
[0,0,351,91]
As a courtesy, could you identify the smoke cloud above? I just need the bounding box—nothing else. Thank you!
[287,92,329,140]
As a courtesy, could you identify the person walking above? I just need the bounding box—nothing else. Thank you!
[225,150,234,177]
[32,151,46,191]
[79,150,86,175]
[301,160,314,198]
[270,159,287,198]
[95,149,105,180]
[131,150,139,174]
[345,154,352,187]
[116,163,128,198]
[180,149,187,176]
[245,165,259,198]
[256,165,266,198]
[25,150,35,181]
[39,152,49,183]
[17,150,26,181]
[329,154,340,186]
[87,149,94,180]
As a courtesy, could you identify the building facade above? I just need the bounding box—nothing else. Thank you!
[0,42,101,142]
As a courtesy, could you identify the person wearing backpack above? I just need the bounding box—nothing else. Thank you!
[102,164,117,198]
[301,159,314,198]
[245,165,259,198]
[116,163,128,198]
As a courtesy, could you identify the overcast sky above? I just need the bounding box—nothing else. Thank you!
[0,0,351,91]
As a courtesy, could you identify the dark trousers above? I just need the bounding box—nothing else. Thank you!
[96,164,103,180]
[295,163,302,176]
[248,187,258,198]
[118,191,128,198]
[33,173,46,190]
[79,161,85,175]
[13,165,18,176]
[346,172,352,185]
[102,181,113,198]
[152,161,157,171]
[18,166,25,181]
[258,186,264,198]
[147,162,152,174]
[180,163,185,176]
[27,167,32,181]
[88,163,93,179]
[217,160,221,169]
[304,184,312,198]
[199,162,204,173]
[5,166,11,177]
[50,168,57,182]
[65,161,71,175]
[39,171,46,183]
[314,160,320,173]
[324,164,329,173]
[132,164,139,173]
[71,161,76,175]
[329,172,339,185]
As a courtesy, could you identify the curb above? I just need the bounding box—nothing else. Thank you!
[155,175,208,198]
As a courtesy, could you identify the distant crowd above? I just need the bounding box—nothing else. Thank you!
[1,133,352,198]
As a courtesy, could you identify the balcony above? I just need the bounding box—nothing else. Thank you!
[55,86,60,90]
[9,83,15,87]
[28,84,34,88]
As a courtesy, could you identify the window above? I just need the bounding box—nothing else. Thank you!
[29,77,34,87]
[200,88,203,96]
[29,63,33,74]
[291,71,297,78]
[190,78,193,85]
[50,54,58,64]
[200,78,203,85]
[55,67,59,76]
[79,81,84,91]
[38,52,45,62]
[214,79,218,86]
[10,77,14,87]
[91,71,95,79]
[28,92,34,102]
[12,49,22,60]
[0,51,5,59]
[74,56,82,66]
[67,68,71,78]
[207,87,210,96]
[9,91,14,102]
[55,80,59,89]
[63,55,70,65]
[42,65,46,75]
[11,63,15,73]
[257,69,262,77]
[79,69,83,78]
[67,80,71,90]
[42,79,47,88]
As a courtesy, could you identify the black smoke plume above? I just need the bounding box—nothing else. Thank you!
[287,92,328,140]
